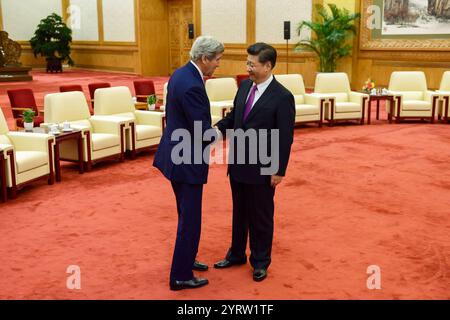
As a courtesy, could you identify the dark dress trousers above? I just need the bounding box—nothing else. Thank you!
[153,62,212,281]
[216,77,295,270]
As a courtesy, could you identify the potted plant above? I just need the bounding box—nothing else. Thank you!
[147,94,157,110]
[22,109,35,131]
[29,13,74,73]
[295,4,360,72]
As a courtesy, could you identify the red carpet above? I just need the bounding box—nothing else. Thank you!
[0,70,449,299]
[0,124,449,299]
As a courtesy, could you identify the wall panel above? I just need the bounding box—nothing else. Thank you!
[201,0,246,44]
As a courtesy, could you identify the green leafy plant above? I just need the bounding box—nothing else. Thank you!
[29,13,74,66]
[147,94,157,105]
[22,109,35,123]
[295,4,360,72]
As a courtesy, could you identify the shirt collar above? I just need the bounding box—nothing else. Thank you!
[190,61,204,81]
[254,74,273,92]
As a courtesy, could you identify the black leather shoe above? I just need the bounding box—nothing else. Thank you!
[193,260,208,271]
[253,268,267,282]
[170,277,209,291]
[214,259,246,269]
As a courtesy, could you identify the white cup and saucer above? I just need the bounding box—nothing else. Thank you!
[62,121,73,132]
[48,123,60,135]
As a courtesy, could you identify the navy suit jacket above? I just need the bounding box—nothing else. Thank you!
[216,77,295,184]
[153,62,212,184]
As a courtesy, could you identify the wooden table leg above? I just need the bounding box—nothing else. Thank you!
[54,141,61,182]
[376,99,380,120]
[367,99,372,125]
[77,132,84,174]
[388,97,394,124]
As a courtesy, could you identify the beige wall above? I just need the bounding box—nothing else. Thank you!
[1,0,140,73]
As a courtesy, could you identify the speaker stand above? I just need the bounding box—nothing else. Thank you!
[286,40,289,74]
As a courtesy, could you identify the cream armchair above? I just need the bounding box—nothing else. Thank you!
[436,71,450,123]
[314,72,368,125]
[0,109,55,199]
[276,74,329,127]
[387,71,438,123]
[94,86,164,155]
[205,77,237,124]
[44,91,127,171]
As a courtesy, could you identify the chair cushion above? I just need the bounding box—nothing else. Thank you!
[335,102,362,112]
[293,95,304,105]
[296,104,319,116]
[136,125,161,141]
[402,100,432,111]
[15,151,48,173]
[91,133,120,151]
[440,71,450,91]
[333,93,349,102]
[389,72,427,92]
[402,91,424,100]
[205,78,238,101]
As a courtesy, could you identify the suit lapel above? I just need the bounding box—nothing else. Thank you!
[244,78,278,124]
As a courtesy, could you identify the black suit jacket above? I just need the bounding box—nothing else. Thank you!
[216,77,295,184]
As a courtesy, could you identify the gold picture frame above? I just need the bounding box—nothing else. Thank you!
[360,0,450,51]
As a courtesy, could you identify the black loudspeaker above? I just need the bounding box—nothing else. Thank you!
[284,21,291,40]
[188,23,194,39]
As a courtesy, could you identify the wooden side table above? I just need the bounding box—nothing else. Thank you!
[367,94,395,124]
[53,130,84,182]
[24,127,84,182]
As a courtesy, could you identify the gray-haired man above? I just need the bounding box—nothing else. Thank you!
[153,36,224,291]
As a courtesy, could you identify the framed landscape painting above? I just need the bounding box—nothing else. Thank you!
[360,0,450,50]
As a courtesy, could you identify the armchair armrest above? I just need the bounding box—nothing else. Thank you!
[7,132,54,152]
[349,91,369,104]
[304,93,328,106]
[0,144,13,155]
[89,117,127,135]
[436,90,450,97]
[135,110,165,128]
[424,90,440,103]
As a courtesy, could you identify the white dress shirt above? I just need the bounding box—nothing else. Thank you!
[246,74,274,110]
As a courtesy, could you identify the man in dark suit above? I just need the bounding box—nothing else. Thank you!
[214,43,295,282]
[153,36,224,291]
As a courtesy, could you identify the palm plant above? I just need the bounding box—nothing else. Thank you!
[295,4,360,72]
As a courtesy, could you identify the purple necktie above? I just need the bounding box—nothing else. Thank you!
[243,85,258,121]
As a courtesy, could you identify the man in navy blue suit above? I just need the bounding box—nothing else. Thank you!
[153,36,224,291]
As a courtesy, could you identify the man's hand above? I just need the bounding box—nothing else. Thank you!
[271,175,283,188]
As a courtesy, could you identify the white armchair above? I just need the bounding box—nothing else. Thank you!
[94,86,164,156]
[0,109,55,199]
[314,72,368,125]
[436,71,450,123]
[44,91,127,171]
[387,71,438,123]
[205,77,237,124]
[276,74,328,127]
